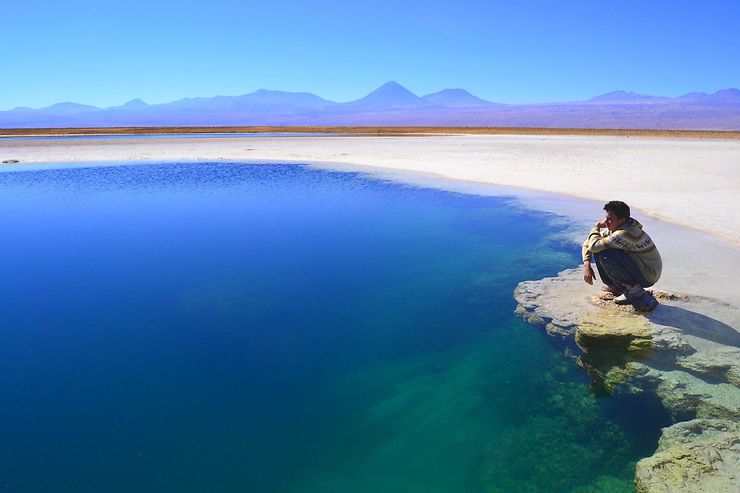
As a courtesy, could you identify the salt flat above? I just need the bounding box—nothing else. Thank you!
[3,134,738,239]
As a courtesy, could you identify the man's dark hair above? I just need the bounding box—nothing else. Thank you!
[604,200,630,219]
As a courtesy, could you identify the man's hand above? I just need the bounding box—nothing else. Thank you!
[595,221,606,229]
[583,262,595,285]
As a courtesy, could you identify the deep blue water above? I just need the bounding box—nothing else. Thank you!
[0,163,667,492]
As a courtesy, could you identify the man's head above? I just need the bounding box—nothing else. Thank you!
[603,200,630,232]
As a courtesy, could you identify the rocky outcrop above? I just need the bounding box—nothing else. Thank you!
[514,268,740,492]
[634,419,739,493]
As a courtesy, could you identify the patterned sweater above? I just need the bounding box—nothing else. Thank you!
[582,218,662,284]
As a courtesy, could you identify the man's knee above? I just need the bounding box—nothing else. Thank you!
[594,250,648,287]
[596,249,627,263]
[595,249,631,267]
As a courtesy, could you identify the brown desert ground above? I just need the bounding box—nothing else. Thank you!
[2,125,740,139]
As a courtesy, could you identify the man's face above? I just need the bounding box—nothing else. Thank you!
[604,211,626,232]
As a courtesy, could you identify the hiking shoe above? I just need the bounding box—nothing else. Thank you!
[632,291,659,312]
[614,285,644,306]
[614,293,631,305]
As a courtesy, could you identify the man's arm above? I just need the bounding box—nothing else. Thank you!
[583,259,595,285]
[584,222,611,254]
[582,222,606,285]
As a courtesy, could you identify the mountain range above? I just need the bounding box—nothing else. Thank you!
[3,82,740,130]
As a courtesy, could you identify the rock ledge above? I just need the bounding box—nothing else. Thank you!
[514,268,740,492]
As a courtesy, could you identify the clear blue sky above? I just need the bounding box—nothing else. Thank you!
[3,0,739,110]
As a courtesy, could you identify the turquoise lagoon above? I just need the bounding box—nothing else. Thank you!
[0,163,670,492]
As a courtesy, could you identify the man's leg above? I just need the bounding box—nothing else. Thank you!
[593,250,658,311]
[593,249,651,290]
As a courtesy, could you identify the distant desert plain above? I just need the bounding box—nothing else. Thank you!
[2,125,740,138]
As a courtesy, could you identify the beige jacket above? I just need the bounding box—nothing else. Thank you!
[582,218,662,285]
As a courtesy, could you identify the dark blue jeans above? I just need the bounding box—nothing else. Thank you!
[594,249,652,292]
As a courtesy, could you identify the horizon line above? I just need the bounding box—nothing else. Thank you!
[4,83,739,112]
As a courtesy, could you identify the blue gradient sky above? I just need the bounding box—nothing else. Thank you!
[3,0,739,110]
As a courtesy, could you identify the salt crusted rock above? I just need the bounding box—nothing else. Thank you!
[514,268,740,492]
[635,419,739,493]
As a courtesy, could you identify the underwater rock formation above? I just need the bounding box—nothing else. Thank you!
[634,419,739,493]
[514,268,740,492]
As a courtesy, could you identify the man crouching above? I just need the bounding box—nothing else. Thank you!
[582,200,662,311]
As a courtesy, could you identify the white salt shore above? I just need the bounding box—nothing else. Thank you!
[2,133,740,490]
[2,134,739,239]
